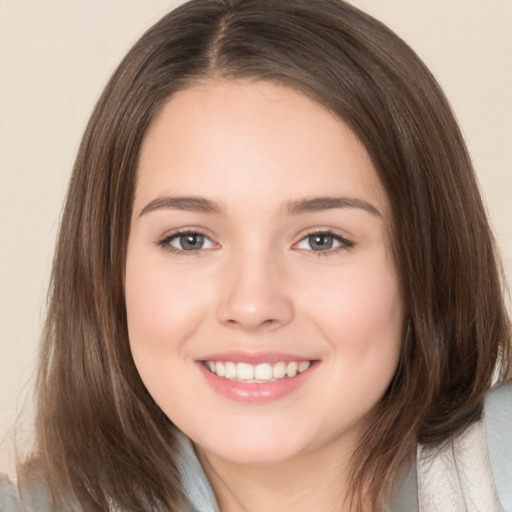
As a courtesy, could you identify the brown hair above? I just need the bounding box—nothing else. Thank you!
[23,0,511,510]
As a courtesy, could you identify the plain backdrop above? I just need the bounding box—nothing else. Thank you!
[1,0,511,474]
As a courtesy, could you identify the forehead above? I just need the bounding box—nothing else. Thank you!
[135,79,387,215]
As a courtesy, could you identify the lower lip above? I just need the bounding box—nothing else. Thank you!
[197,362,317,403]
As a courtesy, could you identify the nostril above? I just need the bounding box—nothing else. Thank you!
[224,317,278,329]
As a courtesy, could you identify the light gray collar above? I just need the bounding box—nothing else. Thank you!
[176,430,220,512]
[388,451,419,512]
[175,430,420,512]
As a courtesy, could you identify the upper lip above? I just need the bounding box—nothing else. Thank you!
[197,351,316,365]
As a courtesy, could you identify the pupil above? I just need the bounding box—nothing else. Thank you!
[181,233,204,250]
[309,234,333,251]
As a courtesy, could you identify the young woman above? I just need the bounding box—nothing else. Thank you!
[1,0,511,510]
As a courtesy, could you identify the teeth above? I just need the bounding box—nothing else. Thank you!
[216,361,225,377]
[286,362,298,378]
[225,361,237,379]
[298,361,310,373]
[273,361,287,379]
[204,360,311,382]
[254,363,272,380]
[237,362,254,380]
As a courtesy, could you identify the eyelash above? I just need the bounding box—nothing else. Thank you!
[156,229,354,255]
[294,229,354,255]
[157,229,215,255]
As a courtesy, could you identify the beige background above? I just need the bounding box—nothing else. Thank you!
[1,0,511,473]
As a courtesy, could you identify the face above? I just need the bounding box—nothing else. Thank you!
[125,80,404,466]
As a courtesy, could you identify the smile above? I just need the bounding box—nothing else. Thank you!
[203,360,311,383]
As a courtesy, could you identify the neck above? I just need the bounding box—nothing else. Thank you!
[196,436,358,512]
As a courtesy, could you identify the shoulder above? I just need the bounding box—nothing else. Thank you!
[0,473,56,512]
[0,432,216,512]
[0,475,22,511]
[416,380,512,512]
[175,429,220,512]
[484,380,512,512]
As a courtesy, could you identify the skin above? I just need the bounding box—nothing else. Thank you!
[125,79,404,511]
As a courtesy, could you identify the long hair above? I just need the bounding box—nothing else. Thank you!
[22,0,511,510]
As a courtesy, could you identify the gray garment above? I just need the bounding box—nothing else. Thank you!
[176,430,219,512]
[0,477,20,511]
[2,381,511,511]
[415,381,512,512]
[0,433,219,512]
[389,380,512,512]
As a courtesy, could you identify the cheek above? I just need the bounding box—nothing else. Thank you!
[124,252,210,359]
[300,261,403,425]
[124,251,215,414]
[301,258,403,358]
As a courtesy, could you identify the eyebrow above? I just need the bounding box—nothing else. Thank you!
[138,194,381,218]
[139,196,224,217]
[285,196,381,217]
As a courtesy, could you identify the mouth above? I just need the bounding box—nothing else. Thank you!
[201,360,313,383]
[197,355,318,402]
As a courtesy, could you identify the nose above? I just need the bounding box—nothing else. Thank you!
[215,252,294,332]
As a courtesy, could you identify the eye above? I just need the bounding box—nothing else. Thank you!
[160,231,216,252]
[295,231,352,252]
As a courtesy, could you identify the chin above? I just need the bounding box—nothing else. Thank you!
[189,419,323,466]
